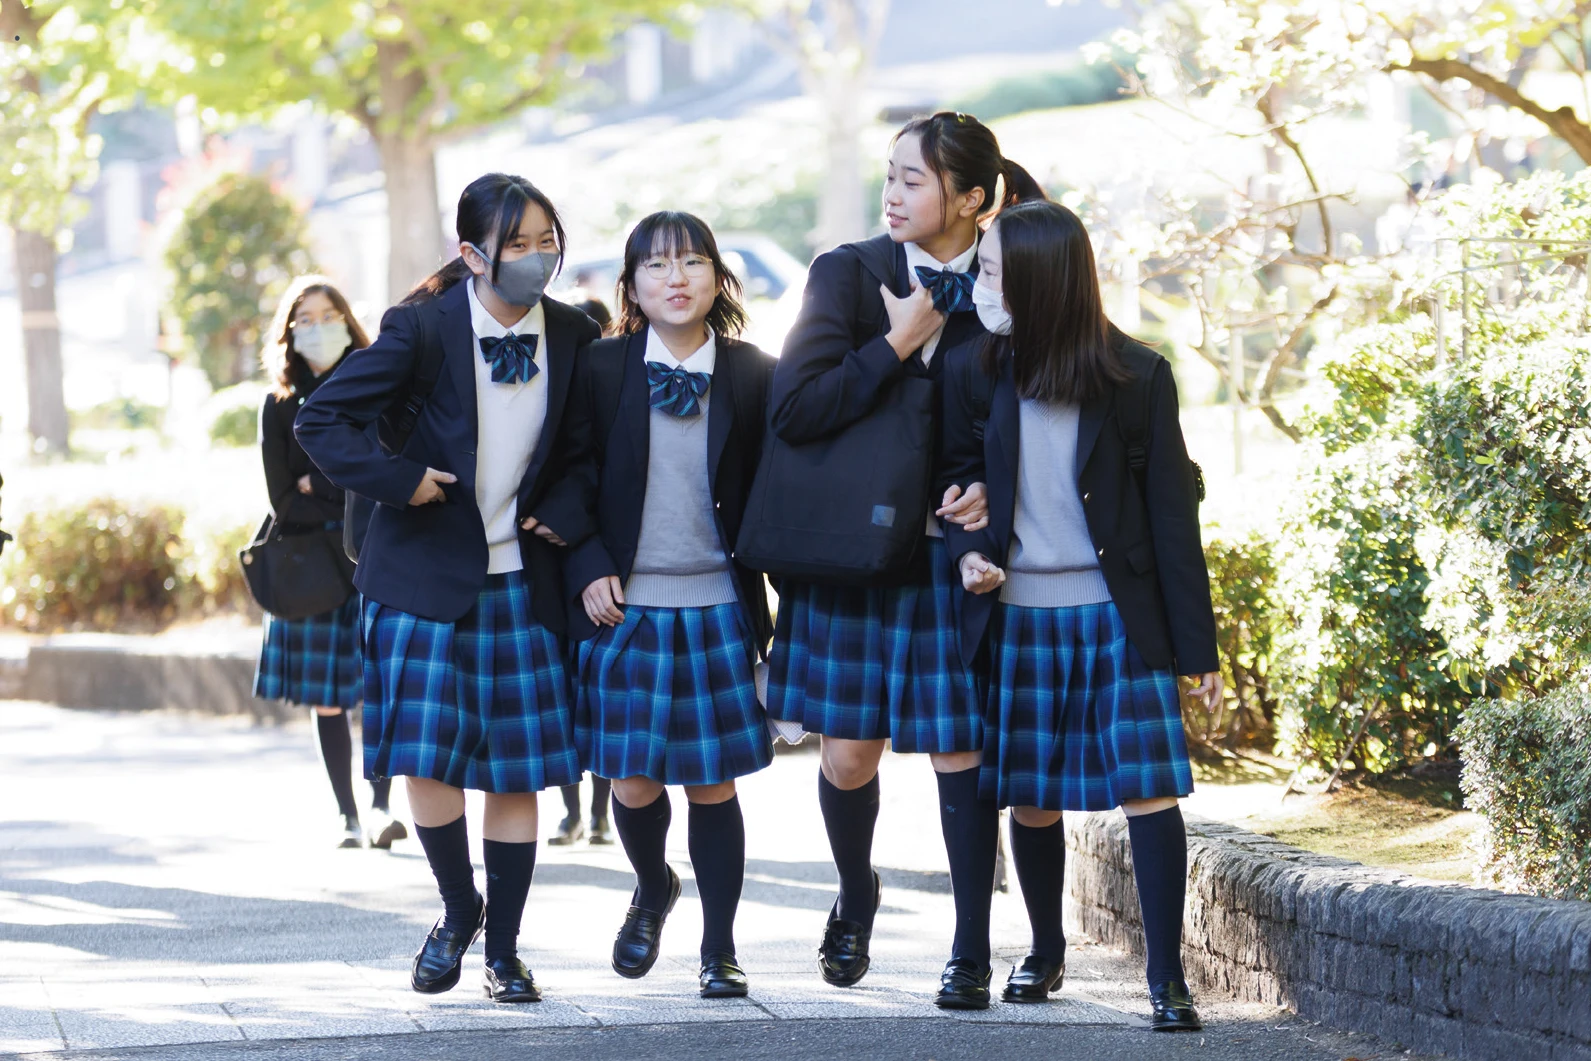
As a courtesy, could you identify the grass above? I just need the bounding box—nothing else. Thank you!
[1185,751,1479,884]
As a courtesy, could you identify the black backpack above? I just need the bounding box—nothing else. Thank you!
[341,303,446,562]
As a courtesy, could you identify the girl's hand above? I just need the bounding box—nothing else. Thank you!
[959,552,1005,595]
[296,475,314,495]
[1185,672,1225,713]
[582,576,626,627]
[519,515,566,547]
[408,467,457,506]
[937,482,989,531]
[881,281,946,361]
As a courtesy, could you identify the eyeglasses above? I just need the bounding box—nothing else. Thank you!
[292,310,346,327]
[641,255,712,280]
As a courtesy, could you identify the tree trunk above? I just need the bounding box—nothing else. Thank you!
[14,227,68,455]
[814,78,868,251]
[374,131,444,305]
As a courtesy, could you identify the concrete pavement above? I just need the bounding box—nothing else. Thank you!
[0,702,1431,1060]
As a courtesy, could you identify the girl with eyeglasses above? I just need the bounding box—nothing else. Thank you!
[254,276,404,851]
[535,211,777,999]
[765,112,1046,1008]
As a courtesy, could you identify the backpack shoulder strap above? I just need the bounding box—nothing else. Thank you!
[1113,359,1155,499]
[963,347,997,442]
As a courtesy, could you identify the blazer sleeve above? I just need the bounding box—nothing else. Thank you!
[293,306,429,511]
[563,532,620,603]
[769,249,906,445]
[259,394,320,524]
[1144,361,1219,676]
[938,345,999,568]
[528,345,602,549]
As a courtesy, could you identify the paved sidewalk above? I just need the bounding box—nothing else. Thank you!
[0,702,1429,1060]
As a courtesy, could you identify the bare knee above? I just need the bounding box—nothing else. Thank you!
[482,791,538,843]
[1011,805,1062,829]
[685,780,737,805]
[929,750,982,774]
[1121,797,1179,818]
[312,706,344,717]
[405,777,465,827]
[612,776,666,809]
[820,737,885,789]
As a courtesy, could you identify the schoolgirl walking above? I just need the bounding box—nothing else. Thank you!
[534,211,776,998]
[252,276,405,850]
[763,111,1044,1007]
[940,200,1224,1029]
[295,173,601,1003]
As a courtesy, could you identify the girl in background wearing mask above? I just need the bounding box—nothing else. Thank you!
[296,174,602,1004]
[254,276,404,851]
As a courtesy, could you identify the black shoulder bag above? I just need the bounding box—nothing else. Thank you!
[342,304,446,562]
[735,240,937,586]
[239,493,357,620]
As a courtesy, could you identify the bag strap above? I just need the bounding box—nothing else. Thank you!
[965,352,996,442]
[1113,365,1154,501]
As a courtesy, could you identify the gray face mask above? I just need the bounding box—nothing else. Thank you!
[465,244,559,308]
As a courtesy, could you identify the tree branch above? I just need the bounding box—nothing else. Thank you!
[1389,55,1591,163]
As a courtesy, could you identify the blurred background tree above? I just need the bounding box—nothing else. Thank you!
[163,173,313,390]
[144,0,677,302]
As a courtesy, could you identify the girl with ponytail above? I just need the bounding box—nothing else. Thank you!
[764,110,1045,1009]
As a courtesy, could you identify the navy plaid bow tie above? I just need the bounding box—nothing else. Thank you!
[478,333,539,384]
[914,266,976,315]
[646,361,712,417]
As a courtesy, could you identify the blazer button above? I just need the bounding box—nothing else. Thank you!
[1083,492,1091,503]
[714,501,722,510]
[1097,548,1105,558]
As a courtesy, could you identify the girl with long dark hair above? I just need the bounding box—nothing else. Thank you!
[765,112,1046,1008]
[296,173,602,1004]
[940,200,1223,1030]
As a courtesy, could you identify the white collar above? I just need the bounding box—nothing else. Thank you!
[903,238,978,278]
[645,325,716,375]
[466,276,542,339]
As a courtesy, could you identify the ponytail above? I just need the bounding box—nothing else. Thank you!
[998,157,1048,211]
[401,258,473,306]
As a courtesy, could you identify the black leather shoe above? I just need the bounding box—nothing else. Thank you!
[410,898,485,994]
[1002,954,1066,1002]
[547,814,584,847]
[588,816,614,845]
[483,956,541,1003]
[611,866,681,979]
[699,953,749,998]
[817,870,881,987]
[934,958,992,1010]
[1149,980,1203,1031]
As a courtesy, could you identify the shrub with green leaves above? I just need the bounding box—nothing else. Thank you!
[165,173,313,390]
[1193,533,1277,749]
[206,381,268,448]
[1458,682,1591,899]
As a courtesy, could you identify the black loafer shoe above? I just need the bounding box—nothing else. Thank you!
[818,870,881,987]
[547,814,584,847]
[1149,979,1203,1031]
[411,897,485,994]
[934,958,992,1010]
[1002,954,1066,1002]
[483,956,541,1003]
[699,952,749,998]
[588,816,614,845]
[611,866,681,979]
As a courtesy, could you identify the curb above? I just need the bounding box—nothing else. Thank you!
[1065,812,1591,1061]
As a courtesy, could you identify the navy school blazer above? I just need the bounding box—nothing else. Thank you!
[938,335,1219,677]
[293,279,602,630]
[769,233,986,446]
[532,329,777,649]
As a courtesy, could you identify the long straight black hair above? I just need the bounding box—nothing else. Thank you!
[982,200,1130,404]
[614,211,748,339]
[891,111,1047,224]
[402,173,566,305]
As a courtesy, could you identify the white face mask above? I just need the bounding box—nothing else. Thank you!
[971,281,1012,336]
[293,321,351,373]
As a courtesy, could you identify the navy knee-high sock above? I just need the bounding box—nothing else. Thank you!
[1126,806,1188,987]
[591,776,612,820]
[370,776,392,813]
[936,766,998,968]
[560,782,582,819]
[688,796,745,960]
[613,790,673,912]
[817,771,880,927]
[413,814,480,931]
[315,711,359,820]
[1009,817,1066,962]
[482,839,537,961]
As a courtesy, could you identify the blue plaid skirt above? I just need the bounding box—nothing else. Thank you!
[254,595,362,709]
[766,537,981,754]
[981,600,1194,812]
[360,571,580,793]
[578,603,773,786]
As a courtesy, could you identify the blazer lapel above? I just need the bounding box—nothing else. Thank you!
[519,299,575,494]
[620,330,651,485]
[707,339,736,484]
[438,284,477,488]
[1076,392,1110,478]
[987,359,1020,536]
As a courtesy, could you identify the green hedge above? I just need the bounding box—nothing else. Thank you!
[0,499,254,632]
[1192,533,1277,750]
[1458,682,1591,899]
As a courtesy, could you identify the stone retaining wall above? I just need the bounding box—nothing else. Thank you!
[1065,812,1591,1061]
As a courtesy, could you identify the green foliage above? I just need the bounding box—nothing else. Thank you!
[0,499,253,632]
[69,397,163,433]
[206,382,266,448]
[1458,682,1591,899]
[164,174,312,390]
[949,54,1129,122]
[1192,534,1278,749]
